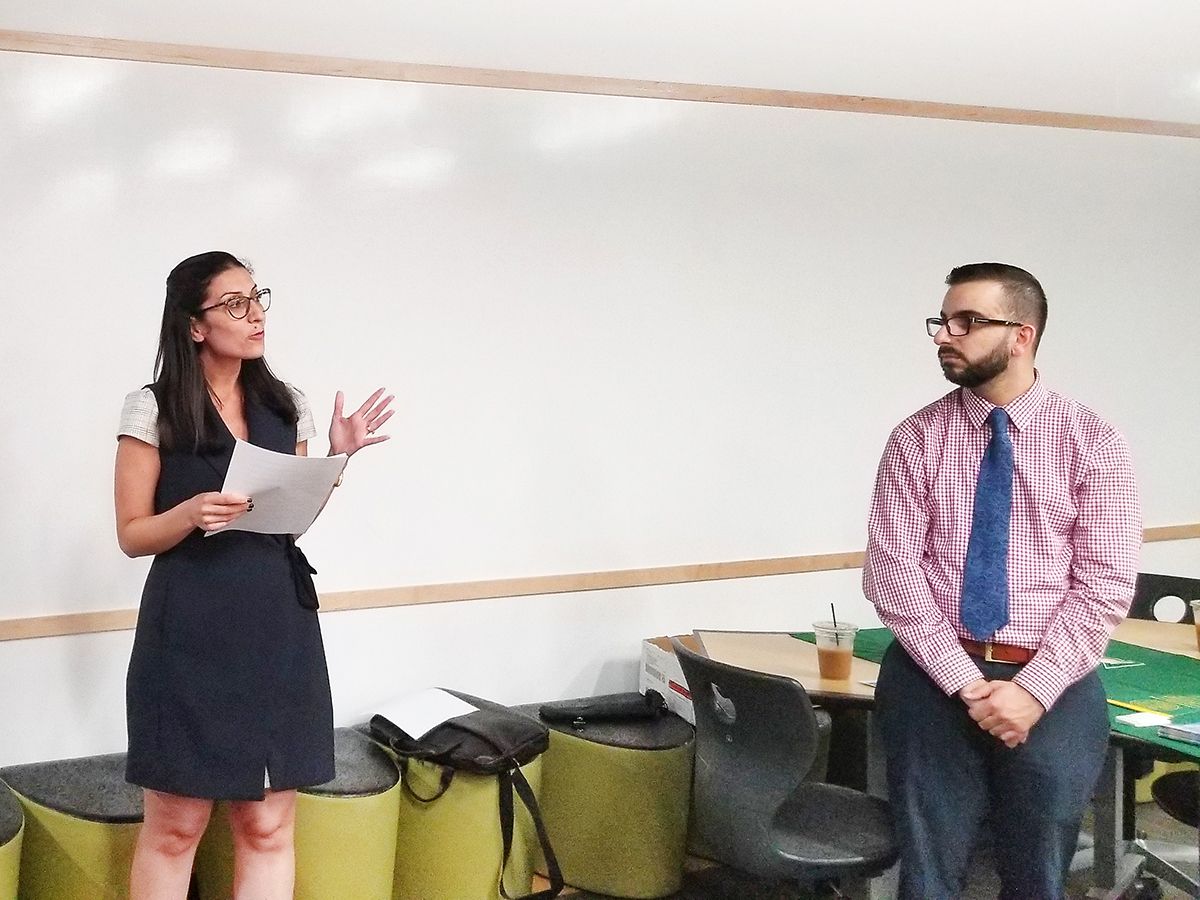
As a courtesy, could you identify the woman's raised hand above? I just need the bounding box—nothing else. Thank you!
[328,387,394,457]
[187,492,253,532]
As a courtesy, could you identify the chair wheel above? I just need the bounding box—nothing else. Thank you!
[1127,874,1164,900]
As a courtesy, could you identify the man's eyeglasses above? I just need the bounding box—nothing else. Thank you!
[926,315,1023,337]
[199,288,272,320]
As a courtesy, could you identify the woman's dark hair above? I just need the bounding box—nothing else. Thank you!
[154,251,297,452]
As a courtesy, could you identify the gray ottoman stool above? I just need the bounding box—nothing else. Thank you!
[0,780,23,899]
[0,753,142,900]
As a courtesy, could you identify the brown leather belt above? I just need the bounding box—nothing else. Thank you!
[960,638,1035,665]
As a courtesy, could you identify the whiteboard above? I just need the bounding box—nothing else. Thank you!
[2,50,1198,621]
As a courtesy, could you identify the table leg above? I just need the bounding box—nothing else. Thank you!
[1087,745,1149,898]
[1092,746,1123,888]
[866,710,899,899]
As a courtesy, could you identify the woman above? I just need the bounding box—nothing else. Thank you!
[114,251,393,898]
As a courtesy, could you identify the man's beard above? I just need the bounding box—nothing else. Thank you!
[939,343,1009,389]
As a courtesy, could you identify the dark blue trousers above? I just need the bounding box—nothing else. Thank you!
[875,642,1110,900]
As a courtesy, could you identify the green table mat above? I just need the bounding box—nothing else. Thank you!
[792,628,1200,759]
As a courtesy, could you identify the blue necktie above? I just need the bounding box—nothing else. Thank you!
[961,406,1013,640]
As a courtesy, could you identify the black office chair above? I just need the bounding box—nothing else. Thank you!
[671,637,897,897]
[1128,573,1200,624]
[1125,574,1200,831]
[1151,771,1199,827]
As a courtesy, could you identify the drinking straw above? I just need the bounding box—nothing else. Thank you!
[831,603,839,646]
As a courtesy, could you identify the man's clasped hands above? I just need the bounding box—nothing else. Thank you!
[960,679,1046,748]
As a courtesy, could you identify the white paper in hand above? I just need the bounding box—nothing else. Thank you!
[375,688,478,739]
[208,440,347,538]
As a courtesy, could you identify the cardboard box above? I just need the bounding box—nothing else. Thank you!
[639,635,701,724]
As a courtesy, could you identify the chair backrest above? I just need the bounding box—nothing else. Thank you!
[671,637,821,873]
[1128,573,1200,624]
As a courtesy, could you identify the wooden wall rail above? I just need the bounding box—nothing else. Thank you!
[2,524,1197,643]
[2,30,1199,139]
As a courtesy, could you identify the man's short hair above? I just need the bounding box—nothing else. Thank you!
[946,262,1048,353]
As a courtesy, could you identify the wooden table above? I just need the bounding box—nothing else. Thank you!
[1114,618,1199,660]
[694,629,878,704]
[695,620,1197,700]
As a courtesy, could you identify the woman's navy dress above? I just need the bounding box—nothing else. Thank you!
[125,387,334,800]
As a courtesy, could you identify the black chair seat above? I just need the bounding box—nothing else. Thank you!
[773,783,898,876]
[1151,770,1200,827]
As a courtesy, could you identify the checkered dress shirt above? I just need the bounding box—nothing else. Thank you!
[863,373,1142,709]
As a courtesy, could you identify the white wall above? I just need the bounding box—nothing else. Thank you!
[5,0,1199,120]
[1,6,1198,766]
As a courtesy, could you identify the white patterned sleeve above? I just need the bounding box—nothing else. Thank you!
[289,384,317,443]
[117,388,159,447]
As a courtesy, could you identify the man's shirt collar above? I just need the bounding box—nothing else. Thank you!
[961,370,1046,433]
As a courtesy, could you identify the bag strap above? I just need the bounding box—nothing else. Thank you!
[397,757,455,803]
[449,712,544,764]
[497,767,563,900]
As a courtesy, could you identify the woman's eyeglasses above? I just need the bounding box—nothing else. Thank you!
[199,288,272,319]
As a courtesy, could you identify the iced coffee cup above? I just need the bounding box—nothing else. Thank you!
[813,621,859,680]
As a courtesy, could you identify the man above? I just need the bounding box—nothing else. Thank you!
[863,263,1142,899]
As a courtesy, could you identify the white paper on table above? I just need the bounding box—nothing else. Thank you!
[374,688,478,739]
[206,440,347,538]
[1100,657,1145,670]
[1115,711,1172,727]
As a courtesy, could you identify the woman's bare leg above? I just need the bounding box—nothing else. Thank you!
[130,789,213,900]
[228,789,298,900]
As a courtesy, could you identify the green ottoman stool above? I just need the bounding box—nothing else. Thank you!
[515,698,695,899]
[195,727,401,900]
[0,780,23,900]
[388,751,545,900]
[0,753,142,900]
